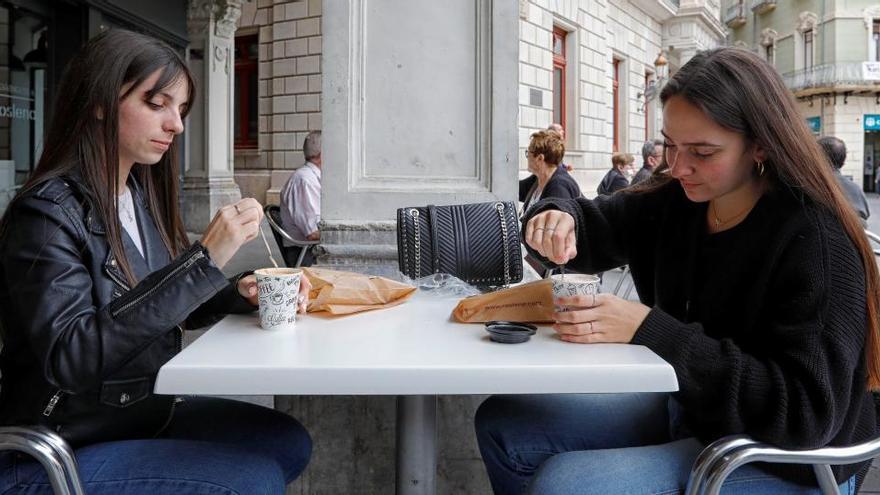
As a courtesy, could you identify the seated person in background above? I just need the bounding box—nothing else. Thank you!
[819,136,869,225]
[280,130,322,266]
[597,152,632,195]
[476,47,876,494]
[631,139,663,185]
[519,130,581,278]
[519,130,581,213]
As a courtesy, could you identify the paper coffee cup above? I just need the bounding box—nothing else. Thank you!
[255,267,303,330]
[550,273,600,311]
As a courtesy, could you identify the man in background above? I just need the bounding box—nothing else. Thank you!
[631,139,663,186]
[280,130,322,266]
[818,136,869,225]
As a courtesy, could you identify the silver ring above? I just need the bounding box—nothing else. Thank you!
[234,204,241,214]
[591,293,597,307]
[534,227,545,231]
[544,228,556,232]
[589,321,594,334]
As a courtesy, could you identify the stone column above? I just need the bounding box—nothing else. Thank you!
[320,0,519,273]
[182,0,243,233]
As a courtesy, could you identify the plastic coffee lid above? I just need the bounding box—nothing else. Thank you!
[484,321,537,344]
[484,321,537,333]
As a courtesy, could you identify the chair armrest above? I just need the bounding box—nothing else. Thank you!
[685,435,760,495]
[691,434,880,495]
[265,209,320,247]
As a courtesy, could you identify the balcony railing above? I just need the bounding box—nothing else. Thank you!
[724,2,746,28]
[782,62,880,96]
[751,0,776,14]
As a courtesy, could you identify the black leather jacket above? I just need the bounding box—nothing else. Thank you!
[0,174,254,447]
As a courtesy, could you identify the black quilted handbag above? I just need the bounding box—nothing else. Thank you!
[396,201,523,286]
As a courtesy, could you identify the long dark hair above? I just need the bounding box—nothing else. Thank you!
[0,29,194,285]
[643,47,880,390]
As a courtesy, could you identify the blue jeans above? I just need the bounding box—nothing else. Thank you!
[0,397,311,494]
[474,394,856,495]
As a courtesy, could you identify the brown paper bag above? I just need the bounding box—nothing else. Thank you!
[452,279,555,323]
[302,267,417,316]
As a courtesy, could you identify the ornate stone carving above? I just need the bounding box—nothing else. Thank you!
[796,11,818,33]
[186,0,242,39]
[865,5,880,29]
[760,28,778,47]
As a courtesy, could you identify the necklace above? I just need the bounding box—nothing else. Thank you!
[710,200,754,227]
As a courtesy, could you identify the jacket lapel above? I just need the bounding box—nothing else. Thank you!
[129,179,172,273]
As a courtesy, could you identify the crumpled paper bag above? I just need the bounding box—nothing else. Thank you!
[452,279,555,323]
[303,267,417,315]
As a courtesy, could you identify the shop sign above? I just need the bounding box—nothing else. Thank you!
[806,116,821,135]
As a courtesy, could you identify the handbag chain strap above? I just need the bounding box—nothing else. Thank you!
[410,208,421,278]
[495,202,511,287]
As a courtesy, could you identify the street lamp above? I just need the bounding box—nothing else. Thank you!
[638,51,669,112]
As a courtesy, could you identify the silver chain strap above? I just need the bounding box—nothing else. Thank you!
[410,209,421,278]
[495,202,511,287]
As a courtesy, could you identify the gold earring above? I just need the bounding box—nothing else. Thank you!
[756,161,765,177]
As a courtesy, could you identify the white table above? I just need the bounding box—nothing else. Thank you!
[155,292,678,494]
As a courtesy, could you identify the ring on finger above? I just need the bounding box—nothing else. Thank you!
[588,321,594,334]
[591,293,597,307]
[234,204,241,215]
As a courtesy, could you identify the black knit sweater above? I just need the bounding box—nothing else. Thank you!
[524,180,877,486]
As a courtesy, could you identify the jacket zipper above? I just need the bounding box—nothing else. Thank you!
[42,390,64,417]
[111,250,205,318]
[155,323,185,437]
[106,264,131,292]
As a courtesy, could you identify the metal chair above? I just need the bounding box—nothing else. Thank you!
[866,229,880,256]
[0,424,85,494]
[685,433,880,495]
[611,265,635,299]
[263,205,320,268]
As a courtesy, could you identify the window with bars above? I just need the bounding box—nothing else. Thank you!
[874,20,880,62]
[234,34,259,149]
[552,27,567,135]
[803,29,814,70]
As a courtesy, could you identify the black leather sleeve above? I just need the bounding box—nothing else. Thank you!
[2,195,230,393]
[185,270,257,329]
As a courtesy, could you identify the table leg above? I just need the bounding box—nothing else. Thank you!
[396,395,437,495]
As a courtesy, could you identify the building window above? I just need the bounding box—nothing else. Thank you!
[552,27,567,133]
[803,29,814,70]
[234,34,259,149]
[765,43,774,65]
[612,59,620,152]
[874,20,880,62]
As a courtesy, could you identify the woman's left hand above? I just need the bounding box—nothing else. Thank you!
[552,293,651,343]
[237,275,259,306]
[237,273,313,314]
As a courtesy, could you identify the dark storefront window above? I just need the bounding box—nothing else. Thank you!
[234,34,258,149]
[0,3,48,210]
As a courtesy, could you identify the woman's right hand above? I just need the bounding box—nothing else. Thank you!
[200,198,264,269]
[524,210,577,265]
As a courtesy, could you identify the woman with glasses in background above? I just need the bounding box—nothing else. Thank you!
[475,47,878,494]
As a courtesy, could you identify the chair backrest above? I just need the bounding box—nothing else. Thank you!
[264,205,288,254]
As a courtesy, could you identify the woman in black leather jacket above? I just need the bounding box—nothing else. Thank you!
[0,30,311,494]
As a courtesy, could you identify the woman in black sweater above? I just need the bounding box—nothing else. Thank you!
[475,48,878,494]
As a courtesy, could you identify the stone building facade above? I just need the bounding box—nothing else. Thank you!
[722,0,880,190]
